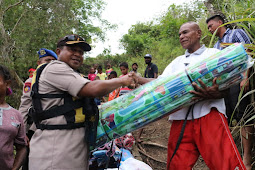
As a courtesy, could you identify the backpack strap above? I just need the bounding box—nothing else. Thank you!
[168,104,194,166]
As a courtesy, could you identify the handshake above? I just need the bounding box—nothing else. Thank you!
[120,72,141,89]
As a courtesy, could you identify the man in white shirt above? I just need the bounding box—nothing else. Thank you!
[136,21,245,170]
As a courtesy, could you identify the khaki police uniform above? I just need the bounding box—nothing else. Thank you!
[29,60,90,170]
[19,77,37,133]
[19,77,32,132]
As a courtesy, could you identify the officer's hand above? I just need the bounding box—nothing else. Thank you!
[190,77,223,100]
[131,72,141,87]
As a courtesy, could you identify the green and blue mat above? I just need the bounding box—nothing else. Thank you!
[92,43,254,151]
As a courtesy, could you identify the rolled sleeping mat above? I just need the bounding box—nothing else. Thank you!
[92,43,254,151]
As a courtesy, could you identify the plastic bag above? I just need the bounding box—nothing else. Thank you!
[119,158,152,170]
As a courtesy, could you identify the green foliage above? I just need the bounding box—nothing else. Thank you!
[120,22,160,57]
[2,0,255,117]
[201,0,255,43]
[118,0,207,74]
[1,0,109,80]
[209,0,255,20]
[0,0,111,108]
[81,53,127,76]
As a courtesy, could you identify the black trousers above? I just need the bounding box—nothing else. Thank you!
[22,130,34,170]
[225,84,251,126]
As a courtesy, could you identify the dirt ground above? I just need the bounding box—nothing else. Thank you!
[132,116,172,170]
[132,116,254,170]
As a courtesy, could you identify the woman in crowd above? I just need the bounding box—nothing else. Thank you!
[0,65,27,170]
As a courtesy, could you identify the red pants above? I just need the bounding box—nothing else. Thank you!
[167,108,246,170]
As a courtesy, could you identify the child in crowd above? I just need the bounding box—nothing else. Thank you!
[108,71,119,101]
[0,65,27,170]
[105,63,113,79]
[93,64,98,74]
[118,62,132,96]
[94,76,107,105]
[97,65,107,80]
[88,67,96,81]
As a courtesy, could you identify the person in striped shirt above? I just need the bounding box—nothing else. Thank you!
[207,14,254,170]
[207,14,251,50]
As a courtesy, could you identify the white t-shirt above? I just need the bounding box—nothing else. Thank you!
[159,45,226,120]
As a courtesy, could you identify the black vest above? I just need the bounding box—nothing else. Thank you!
[30,63,99,148]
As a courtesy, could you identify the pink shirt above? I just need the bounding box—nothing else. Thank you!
[0,106,27,170]
[88,73,96,81]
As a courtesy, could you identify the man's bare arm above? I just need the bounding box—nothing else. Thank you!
[12,144,27,170]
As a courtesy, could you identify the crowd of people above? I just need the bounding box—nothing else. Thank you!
[0,14,254,170]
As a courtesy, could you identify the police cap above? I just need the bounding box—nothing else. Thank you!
[57,34,91,52]
[37,48,58,60]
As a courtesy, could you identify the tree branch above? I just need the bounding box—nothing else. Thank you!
[13,70,24,86]
[138,148,167,164]
[3,0,24,14]
[204,0,217,16]
[0,0,3,8]
[0,21,6,38]
[203,0,228,23]
[10,10,26,35]
[141,141,168,149]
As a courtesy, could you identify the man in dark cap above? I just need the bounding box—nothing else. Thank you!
[19,48,57,170]
[28,34,135,170]
[144,53,158,78]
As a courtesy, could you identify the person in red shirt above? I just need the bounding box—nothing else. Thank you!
[88,67,96,81]
[108,71,119,101]
[118,62,132,96]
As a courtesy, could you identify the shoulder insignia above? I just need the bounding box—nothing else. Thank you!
[24,82,31,93]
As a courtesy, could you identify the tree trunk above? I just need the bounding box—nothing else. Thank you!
[204,0,228,23]
[0,1,24,86]
[204,0,217,16]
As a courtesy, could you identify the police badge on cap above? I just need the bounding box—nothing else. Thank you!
[37,48,58,60]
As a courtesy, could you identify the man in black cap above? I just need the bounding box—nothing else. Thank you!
[144,54,158,78]
[28,34,135,170]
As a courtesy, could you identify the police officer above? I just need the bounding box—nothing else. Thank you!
[28,34,135,170]
[19,48,57,170]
